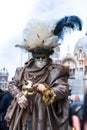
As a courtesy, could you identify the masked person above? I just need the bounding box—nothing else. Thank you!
[5,16,82,130]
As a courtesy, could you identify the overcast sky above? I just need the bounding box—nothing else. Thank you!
[0,0,87,80]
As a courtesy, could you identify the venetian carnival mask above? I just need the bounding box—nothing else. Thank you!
[34,57,48,68]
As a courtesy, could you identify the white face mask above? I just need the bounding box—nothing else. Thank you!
[34,58,47,68]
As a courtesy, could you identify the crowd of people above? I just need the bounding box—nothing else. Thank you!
[0,15,86,130]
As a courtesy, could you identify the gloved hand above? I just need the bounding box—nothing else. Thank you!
[16,93,28,109]
[37,83,56,105]
[37,83,46,92]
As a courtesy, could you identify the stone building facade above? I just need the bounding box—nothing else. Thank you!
[0,67,9,91]
[61,33,87,99]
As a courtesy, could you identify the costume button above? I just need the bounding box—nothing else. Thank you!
[48,66,52,70]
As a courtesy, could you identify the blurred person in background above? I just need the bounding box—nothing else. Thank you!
[0,89,12,130]
[83,90,87,130]
[69,100,84,130]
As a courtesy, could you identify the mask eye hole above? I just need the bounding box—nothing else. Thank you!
[41,57,46,60]
[35,57,40,60]
[35,57,46,60]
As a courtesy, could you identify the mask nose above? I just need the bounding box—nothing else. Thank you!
[39,58,43,62]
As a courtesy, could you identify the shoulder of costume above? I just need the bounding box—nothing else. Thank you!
[52,62,69,70]
[50,63,69,77]
[24,58,33,66]
[15,67,23,73]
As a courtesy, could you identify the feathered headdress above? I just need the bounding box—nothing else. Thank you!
[16,15,82,55]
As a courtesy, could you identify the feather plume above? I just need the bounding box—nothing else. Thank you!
[16,15,82,51]
[17,21,59,51]
[53,15,83,39]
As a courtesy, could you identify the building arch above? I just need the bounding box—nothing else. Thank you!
[62,55,77,78]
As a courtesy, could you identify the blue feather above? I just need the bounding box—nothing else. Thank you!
[54,15,83,39]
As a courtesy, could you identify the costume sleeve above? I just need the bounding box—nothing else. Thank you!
[47,65,69,100]
[52,79,69,100]
[8,67,23,98]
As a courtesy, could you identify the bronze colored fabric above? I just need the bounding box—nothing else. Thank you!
[5,58,69,130]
